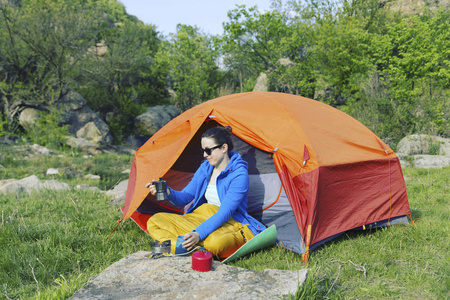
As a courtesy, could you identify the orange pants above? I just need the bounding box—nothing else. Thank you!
[147,204,254,258]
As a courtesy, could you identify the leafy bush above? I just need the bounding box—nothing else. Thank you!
[25,109,69,149]
[0,110,19,138]
[429,136,441,155]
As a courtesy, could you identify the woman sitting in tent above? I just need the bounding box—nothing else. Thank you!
[145,126,266,258]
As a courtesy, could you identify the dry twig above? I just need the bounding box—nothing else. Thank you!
[326,265,342,297]
[3,284,12,300]
[331,259,367,277]
[418,178,433,187]
[29,263,40,295]
[418,169,433,186]
[349,260,367,277]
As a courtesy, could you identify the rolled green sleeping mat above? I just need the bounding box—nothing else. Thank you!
[222,224,277,264]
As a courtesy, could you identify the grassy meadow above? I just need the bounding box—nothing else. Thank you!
[0,145,448,299]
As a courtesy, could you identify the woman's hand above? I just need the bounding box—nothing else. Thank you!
[145,180,171,197]
[145,180,157,196]
[182,231,200,251]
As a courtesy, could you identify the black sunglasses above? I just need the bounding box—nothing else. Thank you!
[202,144,222,155]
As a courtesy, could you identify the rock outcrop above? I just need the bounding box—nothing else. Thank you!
[0,175,44,195]
[253,72,269,92]
[386,0,450,15]
[69,251,308,300]
[135,105,181,136]
[396,134,450,168]
[105,179,129,206]
[14,88,113,148]
[57,89,113,145]
[65,136,102,155]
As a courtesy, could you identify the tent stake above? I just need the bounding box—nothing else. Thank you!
[103,219,123,243]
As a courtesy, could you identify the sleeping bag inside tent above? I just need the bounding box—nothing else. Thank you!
[121,91,411,258]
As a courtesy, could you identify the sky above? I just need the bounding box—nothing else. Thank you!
[118,0,273,36]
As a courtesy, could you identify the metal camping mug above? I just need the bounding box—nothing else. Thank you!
[153,178,168,201]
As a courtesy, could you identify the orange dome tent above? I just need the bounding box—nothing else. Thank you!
[121,92,411,259]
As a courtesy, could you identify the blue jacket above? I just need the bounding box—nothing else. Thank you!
[167,152,266,241]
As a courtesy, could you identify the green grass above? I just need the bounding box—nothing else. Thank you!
[0,145,130,190]
[0,189,150,299]
[1,145,449,299]
[231,167,450,299]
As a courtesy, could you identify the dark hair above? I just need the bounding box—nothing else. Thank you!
[202,126,234,151]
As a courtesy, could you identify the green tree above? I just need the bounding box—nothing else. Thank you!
[296,0,389,104]
[0,0,106,138]
[385,10,449,99]
[380,9,450,138]
[280,0,449,141]
[157,24,219,110]
[270,5,317,97]
[74,18,167,115]
[0,0,168,142]
[330,5,450,141]
[0,0,105,101]
[221,5,293,93]
[70,1,168,142]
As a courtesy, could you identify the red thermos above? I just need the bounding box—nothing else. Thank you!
[191,247,213,272]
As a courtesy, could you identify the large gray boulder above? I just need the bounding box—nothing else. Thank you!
[397,134,450,168]
[13,88,113,147]
[76,121,104,143]
[0,179,18,188]
[0,175,44,195]
[0,179,26,195]
[70,251,308,300]
[1,176,69,194]
[124,135,149,150]
[396,134,450,156]
[18,107,39,129]
[44,180,70,191]
[413,155,450,169]
[135,105,181,136]
[105,179,128,206]
[32,144,51,155]
[18,175,45,192]
[65,136,102,155]
[57,89,113,145]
